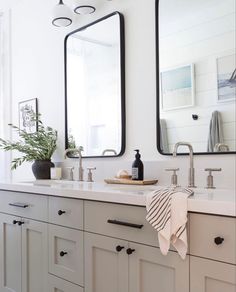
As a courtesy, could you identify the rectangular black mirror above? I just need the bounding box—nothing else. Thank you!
[156,0,236,155]
[65,12,125,158]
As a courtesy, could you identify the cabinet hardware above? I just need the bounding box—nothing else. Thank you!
[60,251,68,257]
[116,245,125,252]
[58,210,66,216]
[9,202,29,208]
[126,248,135,255]
[18,221,24,226]
[107,219,143,229]
[12,220,20,225]
[214,236,224,245]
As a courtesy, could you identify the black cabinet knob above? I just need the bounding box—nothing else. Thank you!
[58,210,66,216]
[60,251,68,257]
[13,220,19,225]
[126,248,135,255]
[18,221,24,226]
[116,245,125,252]
[214,236,224,245]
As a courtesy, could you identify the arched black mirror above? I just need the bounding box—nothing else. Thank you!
[65,12,125,158]
[156,0,236,155]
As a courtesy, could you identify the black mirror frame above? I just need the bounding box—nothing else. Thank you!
[64,12,126,158]
[155,0,236,156]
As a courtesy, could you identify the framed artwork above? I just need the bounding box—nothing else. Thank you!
[160,64,195,111]
[18,98,38,133]
[217,54,236,103]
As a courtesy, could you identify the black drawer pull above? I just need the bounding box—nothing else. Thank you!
[18,221,24,226]
[58,210,66,216]
[13,220,20,225]
[126,248,135,255]
[60,251,68,257]
[214,236,224,245]
[116,245,125,252]
[107,219,143,229]
[9,202,29,208]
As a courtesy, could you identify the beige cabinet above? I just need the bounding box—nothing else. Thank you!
[0,213,48,292]
[84,232,189,292]
[48,274,84,292]
[190,256,236,292]
[129,243,189,292]
[189,213,236,292]
[22,219,48,292]
[0,213,21,292]
[48,224,84,286]
[85,232,128,292]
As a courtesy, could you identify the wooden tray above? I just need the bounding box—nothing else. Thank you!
[104,178,158,185]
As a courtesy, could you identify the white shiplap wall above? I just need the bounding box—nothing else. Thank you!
[159,0,236,153]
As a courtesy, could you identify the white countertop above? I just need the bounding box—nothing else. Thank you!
[0,180,235,217]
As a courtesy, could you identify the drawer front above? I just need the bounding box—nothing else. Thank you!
[48,274,84,292]
[0,190,48,221]
[48,196,83,229]
[48,224,84,286]
[84,201,161,248]
[190,213,236,264]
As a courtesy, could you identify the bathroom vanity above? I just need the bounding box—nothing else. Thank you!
[0,181,235,292]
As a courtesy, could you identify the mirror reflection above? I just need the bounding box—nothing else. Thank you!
[157,0,236,154]
[65,12,125,157]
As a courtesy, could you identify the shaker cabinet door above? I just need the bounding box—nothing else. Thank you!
[21,219,48,292]
[84,232,129,292]
[0,213,22,292]
[190,256,236,292]
[129,243,189,292]
[49,224,84,286]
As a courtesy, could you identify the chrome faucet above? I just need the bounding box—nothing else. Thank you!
[214,143,229,152]
[64,146,84,181]
[173,142,196,188]
[102,149,117,155]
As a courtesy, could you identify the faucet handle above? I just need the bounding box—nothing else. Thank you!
[87,167,96,182]
[66,167,74,181]
[205,168,222,173]
[165,168,179,186]
[204,168,222,189]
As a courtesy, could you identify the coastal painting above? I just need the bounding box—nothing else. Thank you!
[160,64,194,111]
[217,54,236,102]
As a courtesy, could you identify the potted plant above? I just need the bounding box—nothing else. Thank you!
[0,113,57,179]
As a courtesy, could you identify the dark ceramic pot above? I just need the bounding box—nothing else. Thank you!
[32,160,55,179]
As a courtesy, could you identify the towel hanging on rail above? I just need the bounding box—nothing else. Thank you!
[207,111,224,152]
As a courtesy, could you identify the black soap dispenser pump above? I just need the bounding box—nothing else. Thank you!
[132,149,144,180]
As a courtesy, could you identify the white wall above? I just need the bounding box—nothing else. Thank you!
[0,0,235,189]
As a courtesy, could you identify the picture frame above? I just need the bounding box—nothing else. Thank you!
[216,54,236,103]
[18,98,38,133]
[160,64,195,111]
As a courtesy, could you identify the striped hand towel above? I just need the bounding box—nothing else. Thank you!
[146,186,193,259]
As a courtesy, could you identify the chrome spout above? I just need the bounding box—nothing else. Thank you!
[173,142,196,188]
[64,146,84,181]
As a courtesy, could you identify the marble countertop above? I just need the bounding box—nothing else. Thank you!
[0,180,235,217]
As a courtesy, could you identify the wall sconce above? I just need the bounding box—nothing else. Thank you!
[52,0,96,27]
[74,0,96,14]
[52,0,73,27]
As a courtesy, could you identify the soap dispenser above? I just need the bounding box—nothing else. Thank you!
[132,149,144,180]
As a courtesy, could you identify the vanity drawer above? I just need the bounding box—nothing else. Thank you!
[48,274,84,292]
[84,201,161,248]
[48,196,83,229]
[48,224,84,286]
[0,190,48,221]
[190,213,236,264]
